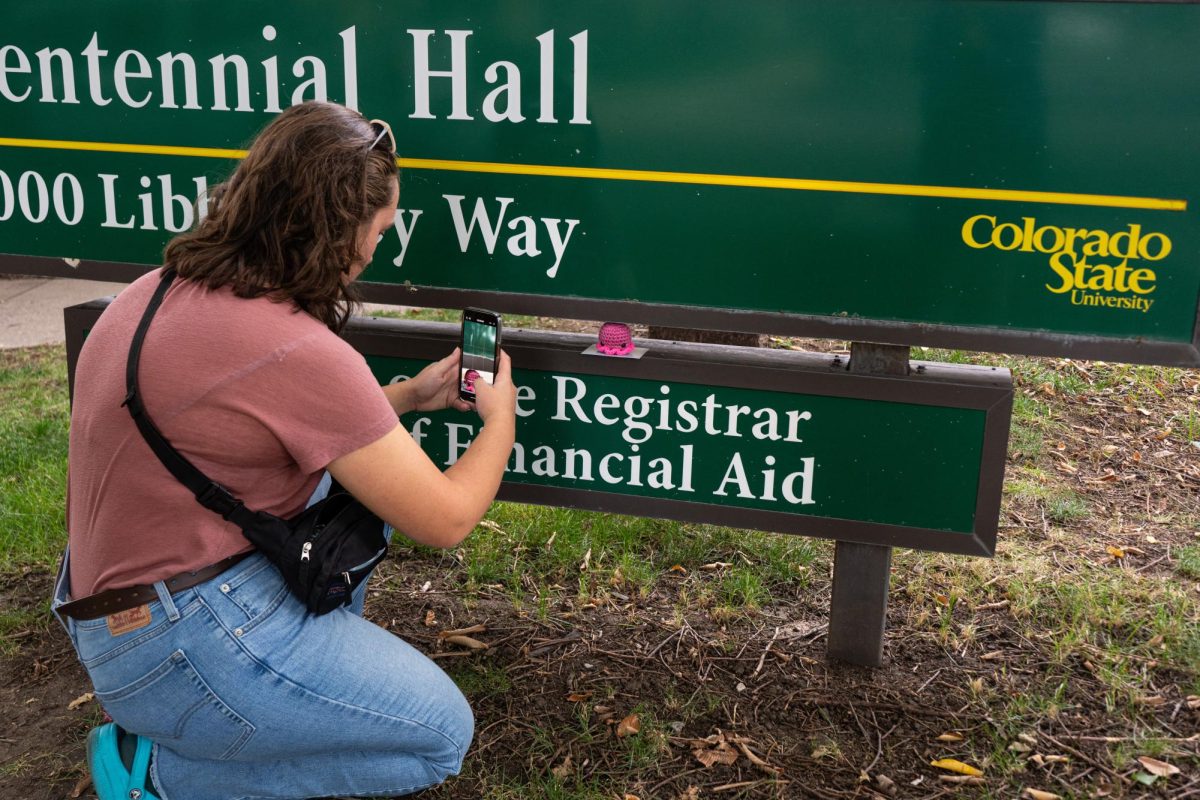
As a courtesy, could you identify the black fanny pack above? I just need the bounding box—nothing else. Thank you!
[121,268,388,615]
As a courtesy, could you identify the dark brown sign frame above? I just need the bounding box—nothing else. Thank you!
[20,253,1200,367]
[63,297,1013,558]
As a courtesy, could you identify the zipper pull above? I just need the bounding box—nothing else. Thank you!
[301,542,312,562]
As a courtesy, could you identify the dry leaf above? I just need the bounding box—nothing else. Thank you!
[811,743,838,760]
[443,635,488,650]
[550,755,574,780]
[423,610,436,627]
[674,788,701,800]
[67,692,94,710]
[939,775,985,785]
[1009,741,1033,753]
[566,691,593,703]
[580,548,592,572]
[875,773,897,794]
[624,795,641,800]
[934,593,950,606]
[936,733,964,742]
[669,564,688,574]
[1030,754,1070,766]
[694,744,739,768]
[930,758,984,777]
[419,580,431,592]
[1106,545,1126,559]
[1186,695,1200,710]
[699,561,732,571]
[1137,756,1180,778]
[616,713,641,737]
[1023,789,1061,800]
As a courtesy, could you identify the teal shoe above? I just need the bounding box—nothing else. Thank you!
[86,723,160,800]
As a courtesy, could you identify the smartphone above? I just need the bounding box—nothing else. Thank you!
[459,307,502,403]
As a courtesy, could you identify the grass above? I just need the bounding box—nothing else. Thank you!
[3,341,1199,797]
[0,344,70,570]
[446,661,513,699]
[899,535,1200,702]
[0,604,51,658]
[447,503,818,617]
[1005,469,1090,524]
[1179,545,1200,580]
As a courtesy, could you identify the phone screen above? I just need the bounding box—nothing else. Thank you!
[459,308,501,401]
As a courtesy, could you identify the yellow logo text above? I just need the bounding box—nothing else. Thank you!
[961,215,1169,312]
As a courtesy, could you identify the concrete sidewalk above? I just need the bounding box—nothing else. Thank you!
[0,277,413,350]
[0,278,128,349]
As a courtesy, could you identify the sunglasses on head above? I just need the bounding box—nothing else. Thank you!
[368,118,396,157]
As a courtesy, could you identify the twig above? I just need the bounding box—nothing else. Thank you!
[866,717,899,775]
[712,779,789,792]
[917,668,943,694]
[646,626,685,658]
[753,626,783,678]
[1039,730,1128,786]
[1074,734,1198,743]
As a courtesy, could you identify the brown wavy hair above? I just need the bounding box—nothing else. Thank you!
[164,102,398,332]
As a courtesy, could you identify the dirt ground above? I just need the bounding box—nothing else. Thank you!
[2,544,1196,799]
[2,336,1198,799]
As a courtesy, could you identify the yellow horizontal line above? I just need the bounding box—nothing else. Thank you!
[0,136,1186,212]
[0,136,248,161]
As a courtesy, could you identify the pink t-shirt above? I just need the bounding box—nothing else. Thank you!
[67,269,399,598]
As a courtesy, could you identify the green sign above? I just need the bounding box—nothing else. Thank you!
[348,320,1011,556]
[7,1,1199,364]
[374,356,988,534]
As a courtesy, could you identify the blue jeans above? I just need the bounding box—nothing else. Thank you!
[52,474,473,800]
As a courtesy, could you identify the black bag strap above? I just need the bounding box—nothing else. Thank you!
[122,269,262,531]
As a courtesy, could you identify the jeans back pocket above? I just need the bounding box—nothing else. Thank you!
[95,649,255,761]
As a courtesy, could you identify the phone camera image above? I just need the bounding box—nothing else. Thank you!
[460,309,501,400]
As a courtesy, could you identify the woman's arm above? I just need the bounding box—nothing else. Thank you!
[329,351,516,548]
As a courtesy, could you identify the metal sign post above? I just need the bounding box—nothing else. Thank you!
[827,343,911,666]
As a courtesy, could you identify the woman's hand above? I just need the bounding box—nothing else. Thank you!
[388,348,473,415]
[473,350,516,426]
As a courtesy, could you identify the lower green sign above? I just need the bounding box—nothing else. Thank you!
[350,322,1011,557]
[376,358,984,534]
